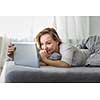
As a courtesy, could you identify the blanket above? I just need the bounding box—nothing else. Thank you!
[77,35,100,66]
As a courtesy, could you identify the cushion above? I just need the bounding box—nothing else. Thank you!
[85,52,100,66]
[49,52,62,60]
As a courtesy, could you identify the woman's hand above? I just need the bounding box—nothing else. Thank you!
[8,43,16,58]
[40,61,47,66]
[39,50,49,62]
[39,49,71,68]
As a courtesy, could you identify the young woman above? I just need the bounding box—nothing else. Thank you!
[36,28,73,68]
[8,27,91,68]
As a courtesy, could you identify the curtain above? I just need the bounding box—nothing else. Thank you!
[32,16,55,40]
[0,16,89,43]
[0,16,34,42]
[0,16,55,42]
[54,16,89,45]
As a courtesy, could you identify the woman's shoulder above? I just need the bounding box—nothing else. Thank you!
[60,42,75,53]
[60,42,73,50]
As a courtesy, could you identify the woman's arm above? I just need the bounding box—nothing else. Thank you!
[42,58,71,68]
[40,61,47,66]
[39,50,71,68]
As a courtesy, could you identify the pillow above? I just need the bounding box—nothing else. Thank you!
[85,52,100,66]
[72,48,91,66]
[39,52,62,61]
[49,52,62,60]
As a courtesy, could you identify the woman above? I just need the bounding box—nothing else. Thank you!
[36,27,73,68]
[8,27,91,68]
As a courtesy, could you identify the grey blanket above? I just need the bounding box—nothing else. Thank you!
[77,35,100,66]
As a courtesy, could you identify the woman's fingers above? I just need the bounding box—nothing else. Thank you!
[8,43,16,57]
[39,50,48,59]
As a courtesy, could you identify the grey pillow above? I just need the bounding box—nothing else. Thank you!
[85,52,100,66]
[49,52,62,60]
[39,52,62,61]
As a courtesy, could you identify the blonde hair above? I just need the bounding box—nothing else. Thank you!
[36,27,62,49]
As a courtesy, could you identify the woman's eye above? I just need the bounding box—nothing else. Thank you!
[47,42,51,45]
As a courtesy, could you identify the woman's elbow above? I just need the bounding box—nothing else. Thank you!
[59,61,72,68]
[62,63,72,68]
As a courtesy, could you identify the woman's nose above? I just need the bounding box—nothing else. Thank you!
[43,45,47,50]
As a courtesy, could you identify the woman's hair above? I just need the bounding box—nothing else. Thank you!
[36,27,62,49]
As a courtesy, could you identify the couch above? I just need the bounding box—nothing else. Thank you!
[0,61,100,83]
[1,35,100,83]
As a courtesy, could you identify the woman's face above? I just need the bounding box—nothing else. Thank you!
[40,34,59,55]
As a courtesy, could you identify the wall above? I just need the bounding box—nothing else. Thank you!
[89,16,100,36]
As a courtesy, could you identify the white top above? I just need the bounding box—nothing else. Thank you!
[60,43,74,65]
[60,43,91,66]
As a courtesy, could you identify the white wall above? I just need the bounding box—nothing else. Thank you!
[89,16,100,36]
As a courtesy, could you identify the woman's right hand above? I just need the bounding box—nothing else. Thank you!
[8,43,16,58]
[39,50,49,62]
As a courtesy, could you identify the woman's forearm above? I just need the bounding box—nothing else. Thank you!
[43,58,71,68]
[40,61,47,66]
